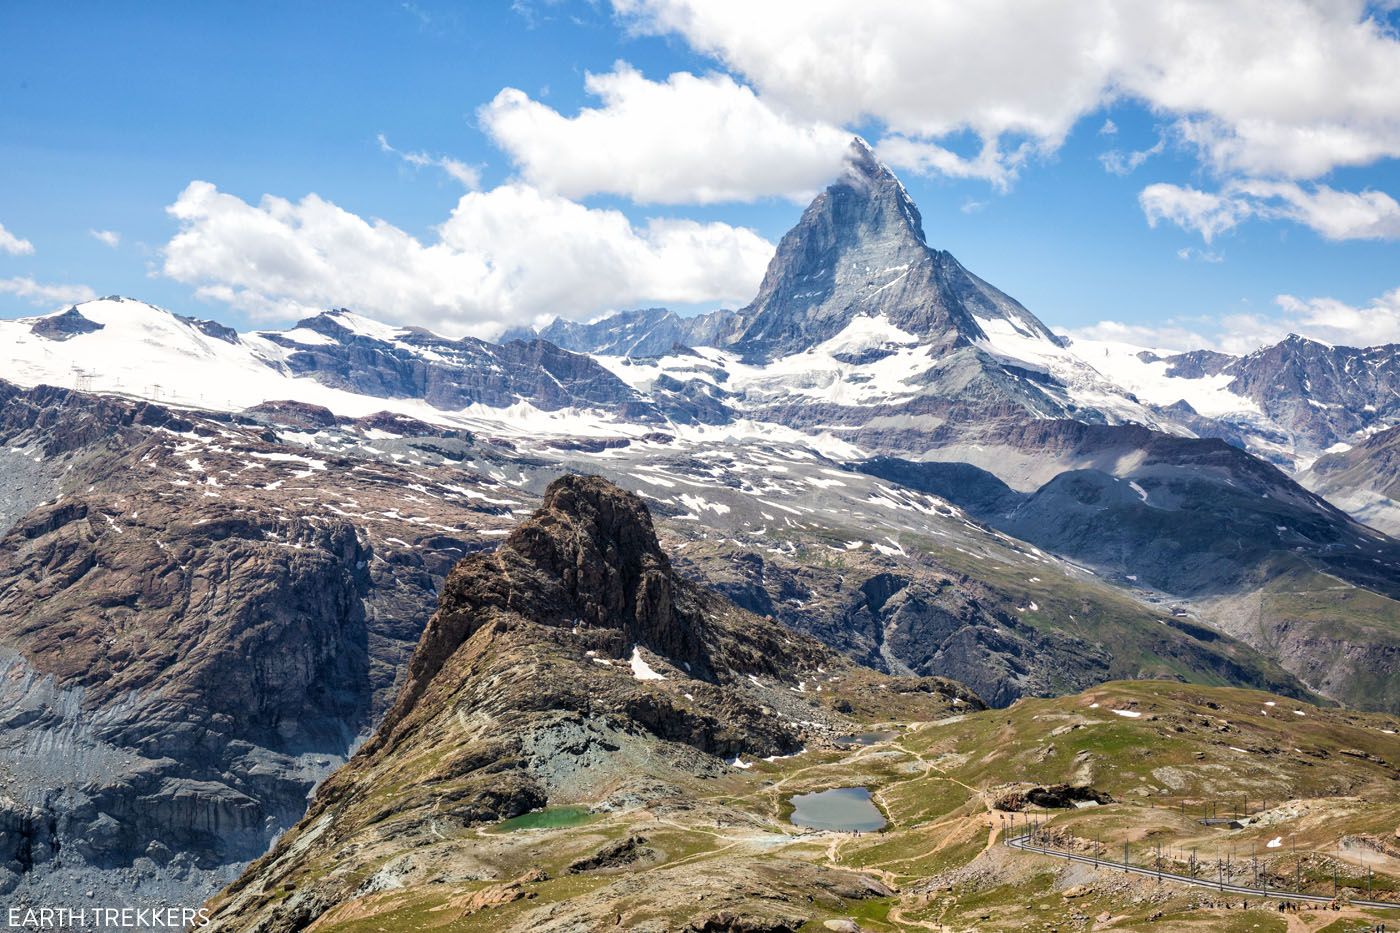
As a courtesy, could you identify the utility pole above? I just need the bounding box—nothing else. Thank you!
[1124,840,1129,873]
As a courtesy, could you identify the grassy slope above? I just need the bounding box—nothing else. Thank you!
[290,681,1400,932]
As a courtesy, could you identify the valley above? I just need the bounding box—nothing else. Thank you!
[0,139,1395,928]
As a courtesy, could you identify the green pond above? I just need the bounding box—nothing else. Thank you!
[492,806,594,833]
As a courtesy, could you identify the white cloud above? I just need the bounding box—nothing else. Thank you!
[875,134,1030,189]
[90,229,121,248]
[1098,119,1118,136]
[1176,246,1224,263]
[0,277,97,307]
[0,222,35,256]
[377,134,481,188]
[1068,287,1400,354]
[160,180,773,337]
[1099,135,1165,175]
[613,0,1400,181]
[1064,318,1217,353]
[1232,181,1400,241]
[1139,184,1252,243]
[481,64,850,203]
[1247,288,1400,348]
[1141,180,1400,242]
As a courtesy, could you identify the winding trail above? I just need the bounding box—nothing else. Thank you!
[1007,834,1399,911]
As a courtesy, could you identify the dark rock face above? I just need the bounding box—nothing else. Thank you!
[1223,336,1400,452]
[30,307,104,340]
[1155,348,1238,379]
[176,313,239,343]
[994,784,1113,811]
[269,312,663,418]
[536,307,749,357]
[0,382,520,906]
[733,139,1060,362]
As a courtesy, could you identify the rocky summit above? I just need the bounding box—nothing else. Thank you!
[735,138,1061,363]
[203,475,978,931]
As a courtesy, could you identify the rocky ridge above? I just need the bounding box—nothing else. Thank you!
[204,475,979,931]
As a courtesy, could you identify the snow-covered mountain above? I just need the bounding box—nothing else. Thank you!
[1,139,1395,494]
[6,142,1398,482]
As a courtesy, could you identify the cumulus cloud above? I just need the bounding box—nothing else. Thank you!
[90,229,121,248]
[874,135,1030,189]
[1139,184,1252,242]
[0,276,97,307]
[1141,180,1400,242]
[377,134,481,188]
[612,0,1400,181]
[1233,181,1400,241]
[1251,288,1400,348]
[0,222,35,256]
[481,64,850,203]
[160,180,773,337]
[1068,287,1400,354]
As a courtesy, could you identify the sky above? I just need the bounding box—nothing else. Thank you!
[2,0,1400,352]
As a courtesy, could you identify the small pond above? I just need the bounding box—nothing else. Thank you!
[834,730,897,747]
[788,787,887,832]
[492,806,594,833]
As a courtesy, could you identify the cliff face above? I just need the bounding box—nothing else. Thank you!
[205,475,979,932]
[0,383,519,906]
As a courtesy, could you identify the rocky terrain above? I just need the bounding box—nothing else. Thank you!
[202,475,981,931]
[0,136,1395,922]
[858,438,1400,713]
[0,383,522,905]
[206,611,1400,931]
[1303,422,1400,537]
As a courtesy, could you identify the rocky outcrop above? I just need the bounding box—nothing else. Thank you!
[29,307,104,341]
[204,476,976,931]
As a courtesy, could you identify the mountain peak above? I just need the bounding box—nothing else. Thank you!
[381,475,706,733]
[732,138,1052,360]
[505,474,674,632]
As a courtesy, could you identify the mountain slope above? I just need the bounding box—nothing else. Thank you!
[204,475,979,931]
[1302,422,1400,536]
[860,439,1400,712]
[0,298,662,431]
[532,306,749,358]
[0,382,526,905]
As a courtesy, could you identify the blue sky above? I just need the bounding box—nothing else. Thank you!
[2,0,1399,351]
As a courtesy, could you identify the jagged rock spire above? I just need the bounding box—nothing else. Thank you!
[734,137,1059,361]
